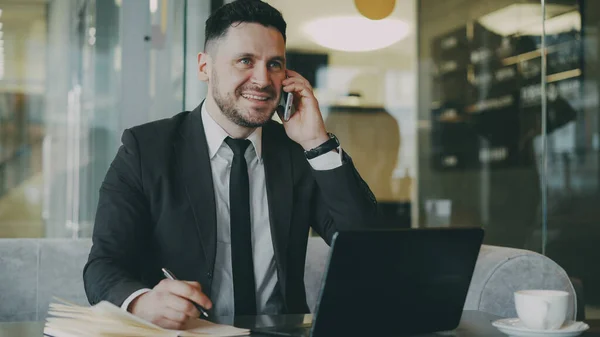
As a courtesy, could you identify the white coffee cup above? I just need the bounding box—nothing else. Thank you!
[514,290,570,330]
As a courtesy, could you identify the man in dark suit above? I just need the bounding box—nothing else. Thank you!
[83,0,377,330]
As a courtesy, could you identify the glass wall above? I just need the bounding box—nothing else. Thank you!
[545,0,600,317]
[416,0,599,318]
[0,0,187,238]
[418,0,561,249]
[0,0,49,237]
[0,0,599,319]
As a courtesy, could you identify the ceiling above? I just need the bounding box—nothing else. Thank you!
[0,0,416,55]
[265,0,416,55]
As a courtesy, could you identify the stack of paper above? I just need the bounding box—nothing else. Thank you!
[44,298,250,337]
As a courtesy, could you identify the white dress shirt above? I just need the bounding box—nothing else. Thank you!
[122,104,342,315]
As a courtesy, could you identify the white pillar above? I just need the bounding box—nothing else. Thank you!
[185,0,210,110]
[119,0,151,132]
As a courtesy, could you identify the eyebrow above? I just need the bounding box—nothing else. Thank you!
[234,53,286,63]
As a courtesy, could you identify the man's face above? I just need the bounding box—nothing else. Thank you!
[208,22,286,128]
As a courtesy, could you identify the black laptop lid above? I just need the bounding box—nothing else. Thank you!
[310,227,484,337]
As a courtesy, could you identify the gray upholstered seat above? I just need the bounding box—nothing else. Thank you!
[0,239,92,322]
[465,244,577,319]
[0,237,577,322]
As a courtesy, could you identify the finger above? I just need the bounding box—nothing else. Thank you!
[285,69,308,83]
[284,82,314,99]
[155,316,186,330]
[158,279,204,297]
[283,75,310,87]
[164,294,200,318]
[164,280,213,309]
[161,307,190,326]
[283,76,311,89]
[183,281,202,291]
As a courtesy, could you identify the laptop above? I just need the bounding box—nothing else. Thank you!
[252,227,484,337]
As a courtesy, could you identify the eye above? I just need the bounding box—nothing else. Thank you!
[239,58,252,66]
[269,61,283,70]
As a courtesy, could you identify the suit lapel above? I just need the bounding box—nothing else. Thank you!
[173,104,218,277]
[262,123,294,284]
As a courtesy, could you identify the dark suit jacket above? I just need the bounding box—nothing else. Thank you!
[83,103,377,314]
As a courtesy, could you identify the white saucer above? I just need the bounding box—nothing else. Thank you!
[492,318,589,337]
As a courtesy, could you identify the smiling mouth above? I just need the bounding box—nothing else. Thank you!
[241,93,272,102]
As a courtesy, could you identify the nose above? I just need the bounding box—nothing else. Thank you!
[251,64,270,87]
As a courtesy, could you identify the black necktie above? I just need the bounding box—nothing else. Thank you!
[224,137,257,315]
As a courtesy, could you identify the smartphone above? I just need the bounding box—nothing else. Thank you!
[282,91,294,121]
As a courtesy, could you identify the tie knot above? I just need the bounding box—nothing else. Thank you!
[225,137,251,156]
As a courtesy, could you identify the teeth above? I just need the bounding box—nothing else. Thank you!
[243,94,268,101]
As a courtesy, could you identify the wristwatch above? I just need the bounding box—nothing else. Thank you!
[304,132,340,159]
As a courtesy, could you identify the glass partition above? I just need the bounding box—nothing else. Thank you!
[418,0,551,250]
[0,0,50,237]
[0,0,187,238]
[543,0,600,319]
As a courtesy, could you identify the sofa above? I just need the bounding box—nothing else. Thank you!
[0,237,578,322]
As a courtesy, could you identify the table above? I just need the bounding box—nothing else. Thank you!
[1,311,599,336]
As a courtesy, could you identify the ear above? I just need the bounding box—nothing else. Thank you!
[197,52,210,82]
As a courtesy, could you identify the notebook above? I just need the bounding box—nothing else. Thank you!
[43,298,250,337]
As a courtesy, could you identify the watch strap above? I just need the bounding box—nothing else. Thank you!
[304,133,340,159]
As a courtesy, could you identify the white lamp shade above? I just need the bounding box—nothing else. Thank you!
[303,16,409,52]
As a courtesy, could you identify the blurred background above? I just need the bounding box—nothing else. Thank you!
[0,0,598,318]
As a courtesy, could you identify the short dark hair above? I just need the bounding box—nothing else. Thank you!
[204,0,287,52]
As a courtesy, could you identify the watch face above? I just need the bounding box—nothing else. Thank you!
[328,132,340,146]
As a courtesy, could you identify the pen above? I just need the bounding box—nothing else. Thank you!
[161,267,209,318]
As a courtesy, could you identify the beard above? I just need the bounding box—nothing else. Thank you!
[212,70,279,128]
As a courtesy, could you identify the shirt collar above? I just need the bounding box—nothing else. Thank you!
[201,102,262,161]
